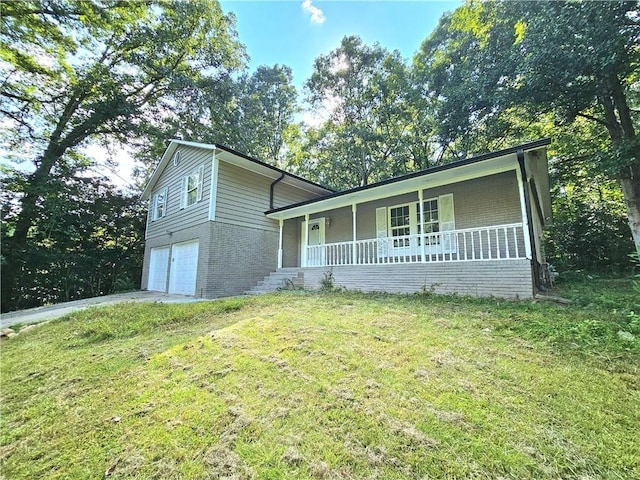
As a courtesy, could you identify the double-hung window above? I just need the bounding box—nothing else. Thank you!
[417,198,440,246]
[181,165,204,208]
[389,205,411,247]
[152,188,167,221]
[379,194,455,256]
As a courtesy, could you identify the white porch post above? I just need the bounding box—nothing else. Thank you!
[352,204,357,265]
[277,219,283,269]
[302,214,309,267]
[516,168,533,259]
[418,189,426,262]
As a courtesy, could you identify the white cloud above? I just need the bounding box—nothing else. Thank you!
[301,0,325,25]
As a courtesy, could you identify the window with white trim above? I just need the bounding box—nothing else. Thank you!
[417,198,440,245]
[181,165,204,208]
[383,194,455,254]
[152,188,167,220]
[389,205,411,247]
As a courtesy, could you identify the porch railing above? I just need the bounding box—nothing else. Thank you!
[305,223,526,267]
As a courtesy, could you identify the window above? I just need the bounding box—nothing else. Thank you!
[181,165,204,208]
[417,199,440,245]
[389,205,411,247]
[382,194,455,254]
[152,188,167,220]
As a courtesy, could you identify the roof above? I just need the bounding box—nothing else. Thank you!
[265,138,551,219]
[141,139,333,201]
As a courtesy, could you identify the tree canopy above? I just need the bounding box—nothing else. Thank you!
[415,0,640,251]
[298,36,420,189]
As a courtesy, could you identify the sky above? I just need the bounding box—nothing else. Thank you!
[219,0,462,90]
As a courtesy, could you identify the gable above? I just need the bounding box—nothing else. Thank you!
[141,139,331,201]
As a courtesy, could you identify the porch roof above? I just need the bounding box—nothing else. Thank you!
[265,138,551,220]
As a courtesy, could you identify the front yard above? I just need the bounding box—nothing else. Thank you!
[1,277,638,479]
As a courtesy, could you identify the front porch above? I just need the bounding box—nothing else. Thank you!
[264,141,552,299]
[253,221,534,298]
[302,223,526,268]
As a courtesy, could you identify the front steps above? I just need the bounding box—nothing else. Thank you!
[245,268,304,295]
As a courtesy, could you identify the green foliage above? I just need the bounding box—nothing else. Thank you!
[628,253,640,328]
[546,178,634,272]
[318,269,336,291]
[415,0,640,252]
[298,36,434,190]
[1,171,146,312]
[2,0,244,157]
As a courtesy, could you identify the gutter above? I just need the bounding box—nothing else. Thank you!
[517,149,543,292]
[270,172,286,210]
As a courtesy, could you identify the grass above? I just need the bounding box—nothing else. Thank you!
[1,277,639,479]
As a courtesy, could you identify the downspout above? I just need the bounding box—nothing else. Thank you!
[270,173,286,210]
[517,149,543,292]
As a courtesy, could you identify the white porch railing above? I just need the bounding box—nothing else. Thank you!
[305,223,526,267]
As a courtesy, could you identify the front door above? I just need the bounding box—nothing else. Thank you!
[303,218,325,267]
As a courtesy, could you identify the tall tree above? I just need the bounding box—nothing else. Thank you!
[237,65,298,164]
[1,0,245,307]
[133,64,298,170]
[303,36,420,189]
[415,0,640,252]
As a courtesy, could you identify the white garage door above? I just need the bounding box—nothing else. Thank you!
[168,240,199,295]
[148,247,170,292]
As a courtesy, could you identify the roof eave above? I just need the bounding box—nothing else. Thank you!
[265,138,551,219]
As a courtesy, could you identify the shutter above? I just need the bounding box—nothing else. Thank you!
[196,165,204,202]
[376,207,387,237]
[438,194,456,253]
[164,187,168,217]
[180,176,188,209]
[376,207,388,258]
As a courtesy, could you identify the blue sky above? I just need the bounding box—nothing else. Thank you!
[219,1,462,89]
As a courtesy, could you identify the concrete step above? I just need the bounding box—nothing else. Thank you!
[245,269,304,295]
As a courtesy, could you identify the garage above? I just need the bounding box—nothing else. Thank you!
[168,240,199,295]
[147,247,170,292]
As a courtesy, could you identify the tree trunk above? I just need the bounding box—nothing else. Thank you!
[620,163,640,255]
[602,73,639,255]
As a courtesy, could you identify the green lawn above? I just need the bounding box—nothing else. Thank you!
[1,278,639,479]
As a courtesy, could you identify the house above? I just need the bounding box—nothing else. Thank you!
[141,138,552,299]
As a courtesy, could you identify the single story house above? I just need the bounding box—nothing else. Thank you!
[140,138,552,299]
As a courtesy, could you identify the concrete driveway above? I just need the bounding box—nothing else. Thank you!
[0,291,204,328]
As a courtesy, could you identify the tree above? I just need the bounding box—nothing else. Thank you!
[1,0,245,307]
[1,169,146,312]
[236,65,298,164]
[303,36,421,189]
[132,64,298,173]
[415,0,640,252]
